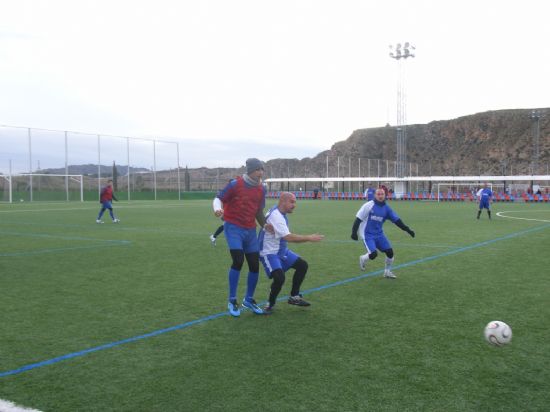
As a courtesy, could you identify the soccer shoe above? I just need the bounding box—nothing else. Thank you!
[359,254,369,270]
[288,295,311,307]
[113,218,120,223]
[242,298,264,315]
[210,234,216,246]
[263,305,275,315]
[384,270,397,279]
[96,219,104,224]
[228,300,240,317]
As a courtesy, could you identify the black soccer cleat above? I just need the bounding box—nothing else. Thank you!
[263,304,275,315]
[288,295,311,307]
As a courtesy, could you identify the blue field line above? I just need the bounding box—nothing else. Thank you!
[0,230,131,257]
[0,312,228,378]
[0,230,130,244]
[0,221,208,237]
[1,223,549,378]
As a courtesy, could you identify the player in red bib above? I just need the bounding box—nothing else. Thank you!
[96,179,120,224]
[213,158,267,316]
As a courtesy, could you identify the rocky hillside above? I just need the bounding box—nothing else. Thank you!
[264,108,550,178]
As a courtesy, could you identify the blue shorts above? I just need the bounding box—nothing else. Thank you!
[100,201,113,209]
[479,200,490,209]
[363,234,392,254]
[224,222,259,253]
[260,250,300,278]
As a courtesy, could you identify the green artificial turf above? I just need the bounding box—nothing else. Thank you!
[1,200,549,411]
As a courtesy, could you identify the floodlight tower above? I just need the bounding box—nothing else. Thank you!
[529,110,541,175]
[389,42,415,178]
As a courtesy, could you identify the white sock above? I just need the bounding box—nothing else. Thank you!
[385,257,394,272]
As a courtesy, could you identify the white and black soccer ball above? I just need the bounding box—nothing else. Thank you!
[484,320,512,346]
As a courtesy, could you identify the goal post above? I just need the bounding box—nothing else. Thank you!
[0,173,84,203]
[435,182,496,202]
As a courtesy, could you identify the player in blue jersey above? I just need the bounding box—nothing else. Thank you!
[476,183,493,220]
[351,188,415,279]
[259,192,324,314]
[364,186,376,201]
[213,158,269,317]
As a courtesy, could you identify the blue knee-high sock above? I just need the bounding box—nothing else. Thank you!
[228,268,240,301]
[97,207,106,219]
[245,272,259,301]
[109,209,115,219]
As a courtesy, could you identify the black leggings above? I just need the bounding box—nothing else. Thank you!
[229,249,259,273]
[268,258,308,306]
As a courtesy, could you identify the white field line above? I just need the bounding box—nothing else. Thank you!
[496,210,550,223]
[0,399,42,412]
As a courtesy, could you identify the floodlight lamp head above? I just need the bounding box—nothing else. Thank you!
[396,43,402,49]
[404,42,410,48]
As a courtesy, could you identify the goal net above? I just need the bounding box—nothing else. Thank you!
[0,173,84,202]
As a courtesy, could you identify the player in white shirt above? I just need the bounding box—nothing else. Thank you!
[258,192,324,314]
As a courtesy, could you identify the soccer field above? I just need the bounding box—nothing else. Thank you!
[1,199,549,411]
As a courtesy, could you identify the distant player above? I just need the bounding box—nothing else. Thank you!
[259,192,324,314]
[351,188,415,279]
[209,219,224,246]
[213,158,268,317]
[364,186,375,201]
[96,179,120,224]
[476,183,493,220]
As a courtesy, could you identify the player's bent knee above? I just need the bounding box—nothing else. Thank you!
[385,249,394,259]
[271,269,286,286]
[369,251,378,260]
[229,249,245,270]
[293,258,308,274]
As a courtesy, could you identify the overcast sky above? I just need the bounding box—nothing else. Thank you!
[1,0,549,170]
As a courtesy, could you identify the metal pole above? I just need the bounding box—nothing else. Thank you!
[127,137,131,201]
[176,142,181,201]
[9,159,12,203]
[368,158,371,177]
[153,140,157,201]
[65,131,69,201]
[97,135,101,197]
[337,156,340,193]
[348,157,351,192]
[28,128,33,201]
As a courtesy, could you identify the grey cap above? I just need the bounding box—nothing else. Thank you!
[246,158,264,174]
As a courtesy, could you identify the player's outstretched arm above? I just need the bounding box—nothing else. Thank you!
[284,233,324,243]
[351,217,362,240]
[213,198,224,217]
[394,219,415,238]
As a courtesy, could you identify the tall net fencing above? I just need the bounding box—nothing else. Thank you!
[0,126,181,201]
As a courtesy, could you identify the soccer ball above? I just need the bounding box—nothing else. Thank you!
[484,321,512,346]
